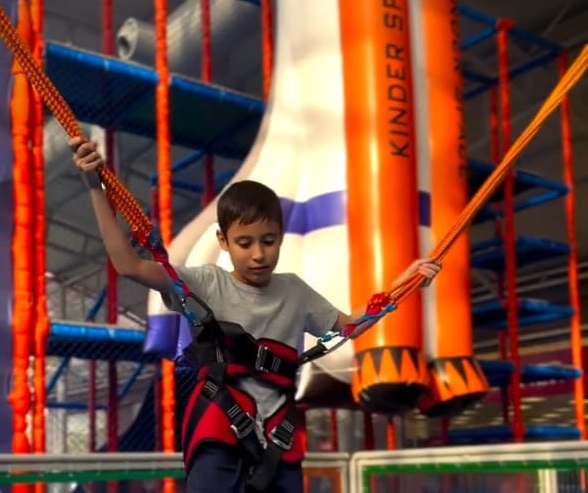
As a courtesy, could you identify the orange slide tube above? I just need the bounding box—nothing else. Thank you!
[411,0,488,417]
[342,0,428,413]
[9,2,33,492]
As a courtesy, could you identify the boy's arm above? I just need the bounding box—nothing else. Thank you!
[332,259,442,335]
[70,137,172,294]
[85,174,171,293]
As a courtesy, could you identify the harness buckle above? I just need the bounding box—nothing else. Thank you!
[255,345,282,373]
[269,419,295,450]
[227,404,256,439]
[201,379,220,400]
[255,346,270,373]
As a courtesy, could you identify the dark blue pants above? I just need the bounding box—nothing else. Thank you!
[186,445,303,493]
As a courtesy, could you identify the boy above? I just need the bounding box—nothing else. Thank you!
[70,137,441,493]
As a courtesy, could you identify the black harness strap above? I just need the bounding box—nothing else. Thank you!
[183,363,262,474]
[181,296,300,492]
[245,396,297,493]
[183,365,298,492]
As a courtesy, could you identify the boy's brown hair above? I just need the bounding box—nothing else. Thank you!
[217,180,284,235]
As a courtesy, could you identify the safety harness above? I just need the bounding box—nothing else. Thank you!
[178,293,303,493]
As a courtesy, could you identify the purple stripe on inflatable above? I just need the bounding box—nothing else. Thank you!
[280,191,346,235]
[419,191,431,227]
[145,313,196,363]
[279,190,430,235]
[144,313,180,360]
[0,182,13,454]
[0,0,16,456]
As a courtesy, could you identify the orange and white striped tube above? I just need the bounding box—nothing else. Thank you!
[409,0,488,417]
[341,0,428,413]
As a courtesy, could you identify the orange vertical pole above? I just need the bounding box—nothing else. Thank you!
[497,22,524,442]
[385,418,396,449]
[154,1,176,492]
[363,413,374,450]
[342,0,427,414]
[101,5,120,491]
[30,0,48,479]
[559,52,585,439]
[9,1,33,492]
[329,409,339,451]
[260,0,273,100]
[489,87,511,425]
[200,0,214,206]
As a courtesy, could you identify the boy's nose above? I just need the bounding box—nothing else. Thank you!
[251,244,265,261]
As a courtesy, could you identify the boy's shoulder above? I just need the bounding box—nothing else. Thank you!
[268,271,310,294]
[176,263,225,287]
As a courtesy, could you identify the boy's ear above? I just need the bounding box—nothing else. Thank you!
[216,229,229,251]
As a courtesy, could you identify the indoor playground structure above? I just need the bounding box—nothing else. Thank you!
[0,0,587,492]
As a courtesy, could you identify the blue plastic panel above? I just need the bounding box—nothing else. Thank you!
[473,298,574,331]
[448,424,580,443]
[467,160,568,224]
[48,322,159,363]
[471,236,570,272]
[44,42,264,160]
[480,360,581,387]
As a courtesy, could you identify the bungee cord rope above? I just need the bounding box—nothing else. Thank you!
[1,5,586,364]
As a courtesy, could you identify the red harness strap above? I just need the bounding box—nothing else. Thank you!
[181,317,302,493]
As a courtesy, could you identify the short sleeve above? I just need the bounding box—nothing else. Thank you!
[296,276,340,338]
[161,264,216,313]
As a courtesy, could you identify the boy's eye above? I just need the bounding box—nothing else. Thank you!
[262,238,275,246]
[237,240,251,248]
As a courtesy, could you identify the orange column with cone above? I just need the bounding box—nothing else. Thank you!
[408,0,488,417]
[341,0,428,413]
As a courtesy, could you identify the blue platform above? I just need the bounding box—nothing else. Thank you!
[448,424,580,443]
[48,321,159,364]
[44,42,264,160]
[480,360,581,388]
[473,298,574,331]
[467,160,568,224]
[471,236,570,272]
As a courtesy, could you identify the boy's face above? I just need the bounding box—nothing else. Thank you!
[217,219,283,287]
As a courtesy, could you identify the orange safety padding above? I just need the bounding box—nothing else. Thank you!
[9,3,33,493]
[154,1,176,492]
[340,0,425,411]
[420,0,471,360]
[414,0,489,417]
[30,0,49,470]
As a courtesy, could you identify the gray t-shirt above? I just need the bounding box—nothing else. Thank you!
[162,264,339,437]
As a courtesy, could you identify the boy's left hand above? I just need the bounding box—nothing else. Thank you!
[408,259,442,287]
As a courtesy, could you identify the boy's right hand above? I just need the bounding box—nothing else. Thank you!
[69,137,104,189]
